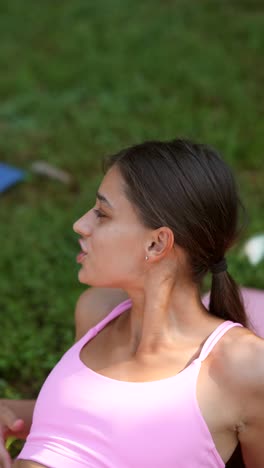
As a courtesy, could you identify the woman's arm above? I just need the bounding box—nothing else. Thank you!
[238,336,264,467]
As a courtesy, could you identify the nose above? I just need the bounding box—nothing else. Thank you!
[73,211,92,236]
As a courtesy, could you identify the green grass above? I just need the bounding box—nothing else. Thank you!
[0,0,264,398]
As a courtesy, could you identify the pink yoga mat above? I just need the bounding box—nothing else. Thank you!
[203,287,264,338]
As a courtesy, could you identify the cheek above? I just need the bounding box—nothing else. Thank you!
[92,221,145,268]
[95,224,131,251]
[108,235,144,274]
[78,235,144,287]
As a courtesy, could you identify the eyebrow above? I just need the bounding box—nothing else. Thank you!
[96,191,113,209]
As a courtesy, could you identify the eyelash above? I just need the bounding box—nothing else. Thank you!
[93,208,106,218]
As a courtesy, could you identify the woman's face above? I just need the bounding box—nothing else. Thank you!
[73,166,150,288]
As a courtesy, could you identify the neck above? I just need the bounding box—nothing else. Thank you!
[122,275,212,356]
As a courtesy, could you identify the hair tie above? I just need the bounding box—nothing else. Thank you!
[210,257,227,275]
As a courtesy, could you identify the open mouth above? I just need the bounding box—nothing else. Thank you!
[77,239,88,263]
[76,251,87,263]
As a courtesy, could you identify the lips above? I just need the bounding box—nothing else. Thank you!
[76,239,88,263]
[76,251,87,263]
[78,238,88,254]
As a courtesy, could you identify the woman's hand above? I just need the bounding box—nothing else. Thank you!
[0,403,24,468]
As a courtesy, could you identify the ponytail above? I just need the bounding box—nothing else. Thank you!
[209,271,247,327]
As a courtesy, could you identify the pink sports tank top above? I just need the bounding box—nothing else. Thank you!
[18,299,243,467]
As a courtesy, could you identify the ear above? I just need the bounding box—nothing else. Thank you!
[146,227,174,260]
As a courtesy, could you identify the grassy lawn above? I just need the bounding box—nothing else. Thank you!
[0,0,263,398]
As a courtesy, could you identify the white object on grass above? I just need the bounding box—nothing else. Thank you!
[243,234,264,265]
[31,161,73,184]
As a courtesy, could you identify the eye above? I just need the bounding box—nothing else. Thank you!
[93,208,106,218]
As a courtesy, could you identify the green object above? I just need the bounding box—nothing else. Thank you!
[5,436,17,450]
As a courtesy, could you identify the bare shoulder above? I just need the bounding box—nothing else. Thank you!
[74,287,129,341]
[211,325,264,391]
[219,329,264,467]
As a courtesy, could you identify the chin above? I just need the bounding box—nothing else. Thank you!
[77,269,91,285]
[77,269,103,287]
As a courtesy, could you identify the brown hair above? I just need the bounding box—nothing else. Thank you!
[105,138,247,328]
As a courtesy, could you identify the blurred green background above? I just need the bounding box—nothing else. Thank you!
[0,0,263,399]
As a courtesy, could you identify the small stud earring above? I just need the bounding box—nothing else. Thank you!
[145,255,149,260]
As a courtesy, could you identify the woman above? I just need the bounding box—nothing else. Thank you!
[1,139,264,467]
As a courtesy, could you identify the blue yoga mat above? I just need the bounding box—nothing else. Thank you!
[0,163,26,193]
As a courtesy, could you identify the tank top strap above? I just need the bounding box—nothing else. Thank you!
[94,298,132,334]
[198,320,243,362]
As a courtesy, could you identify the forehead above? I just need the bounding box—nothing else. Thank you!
[98,166,150,231]
[98,166,130,209]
